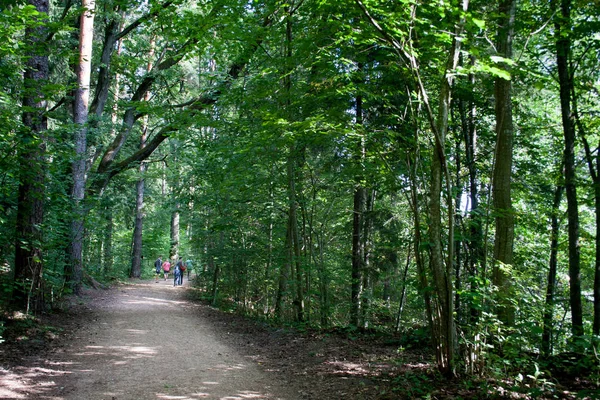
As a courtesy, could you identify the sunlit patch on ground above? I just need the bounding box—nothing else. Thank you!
[324,360,370,375]
[0,365,67,399]
[74,344,158,361]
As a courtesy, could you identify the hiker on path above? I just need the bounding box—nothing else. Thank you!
[154,256,162,283]
[185,259,193,279]
[173,257,182,286]
[175,257,185,285]
[161,259,171,281]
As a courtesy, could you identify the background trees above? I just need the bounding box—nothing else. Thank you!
[1,0,599,385]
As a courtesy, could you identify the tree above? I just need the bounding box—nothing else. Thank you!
[14,0,50,312]
[69,0,96,295]
[130,36,155,279]
[553,0,583,338]
[491,0,517,326]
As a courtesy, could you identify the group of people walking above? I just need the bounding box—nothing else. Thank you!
[154,256,193,286]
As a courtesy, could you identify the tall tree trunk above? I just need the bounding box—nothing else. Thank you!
[454,137,463,323]
[351,185,365,327]
[492,0,517,326]
[427,9,465,374]
[355,0,467,374]
[14,0,50,312]
[280,4,304,323]
[69,0,95,295]
[542,183,563,356]
[554,0,583,338]
[458,57,482,323]
[351,82,366,328]
[574,93,600,337]
[130,37,155,278]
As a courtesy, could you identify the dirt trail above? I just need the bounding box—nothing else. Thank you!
[2,277,300,400]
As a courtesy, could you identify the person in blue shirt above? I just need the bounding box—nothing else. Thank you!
[154,256,162,283]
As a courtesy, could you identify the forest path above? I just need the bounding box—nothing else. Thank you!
[15,278,299,400]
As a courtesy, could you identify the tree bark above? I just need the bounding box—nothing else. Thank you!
[351,87,365,328]
[492,0,517,325]
[69,0,95,295]
[102,206,113,275]
[574,90,600,337]
[14,0,49,312]
[130,37,155,278]
[542,183,563,356]
[554,0,583,338]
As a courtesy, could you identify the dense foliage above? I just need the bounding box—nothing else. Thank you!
[1,0,599,393]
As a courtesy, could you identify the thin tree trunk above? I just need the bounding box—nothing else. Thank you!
[361,188,376,328]
[14,0,50,312]
[317,231,329,327]
[130,37,155,278]
[554,0,583,338]
[211,233,223,306]
[542,183,563,356]
[275,222,291,321]
[458,58,482,323]
[102,206,113,275]
[574,92,600,337]
[454,136,463,323]
[351,80,366,328]
[395,245,412,332]
[281,5,304,323]
[170,208,180,260]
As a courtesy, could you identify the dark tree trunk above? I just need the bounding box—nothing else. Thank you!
[458,58,483,323]
[395,246,411,332]
[351,84,365,328]
[554,0,583,338]
[361,188,376,328]
[14,0,50,312]
[542,183,563,356]
[574,88,600,337]
[351,185,365,327]
[492,0,517,326]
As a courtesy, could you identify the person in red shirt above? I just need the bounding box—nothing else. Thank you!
[161,259,171,281]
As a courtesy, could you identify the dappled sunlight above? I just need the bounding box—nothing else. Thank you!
[126,328,149,335]
[141,296,188,305]
[325,360,369,376]
[222,391,269,399]
[0,365,67,399]
[210,363,247,371]
[153,390,271,399]
[74,344,159,361]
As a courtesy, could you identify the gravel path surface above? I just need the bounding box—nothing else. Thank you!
[4,278,299,400]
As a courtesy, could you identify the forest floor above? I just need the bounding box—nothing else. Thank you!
[0,277,598,399]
